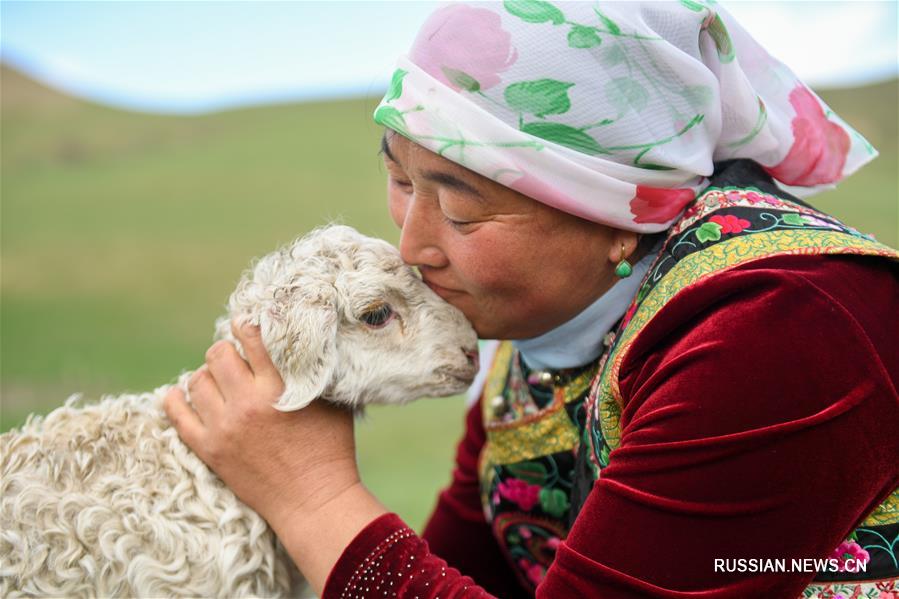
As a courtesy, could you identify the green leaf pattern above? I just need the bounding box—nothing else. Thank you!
[384,69,407,102]
[539,488,570,518]
[782,212,805,226]
[504,79,575,117]
[696,221,722,243]
[594,7,621,35]
[521,122,607,155]
[600,45,626,68]
[567,25,602,49]
[373,106,408,136]
[706,14,735,63]
[441,67,481,92]
[605,77,649,114]
[680,0,706,12]
[503,0,564,25]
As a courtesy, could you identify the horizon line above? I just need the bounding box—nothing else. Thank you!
[2,55,897,119]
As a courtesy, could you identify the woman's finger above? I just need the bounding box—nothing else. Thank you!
[205,338,254,403]
[163,386,204,449]
[232,320,280,380]
[188,365,225,421]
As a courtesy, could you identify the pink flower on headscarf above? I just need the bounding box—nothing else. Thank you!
[764,85,850,186]
[409,4,517,92]
[629,185,696,224]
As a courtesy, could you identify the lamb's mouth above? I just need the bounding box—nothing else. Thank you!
[436,367,478,385]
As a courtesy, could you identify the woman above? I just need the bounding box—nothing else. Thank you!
[164,2,899,597]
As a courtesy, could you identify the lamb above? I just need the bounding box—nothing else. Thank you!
[0,224,479,598]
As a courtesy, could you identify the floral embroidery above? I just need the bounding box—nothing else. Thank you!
[830,541,871,572]
[498,478,542,511]
[526,563,546,586]
[801,580,898,599]
[491,512,567,591]
[709,214,751,234]
[744,190,764,204]
[764,85,851,186]
[539,487,570,518]
[479,345,598,592]
[670,187,856,237]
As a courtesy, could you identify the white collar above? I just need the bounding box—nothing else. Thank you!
[512,246,659,370]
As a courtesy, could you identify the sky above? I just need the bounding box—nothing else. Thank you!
[1,0,897,115]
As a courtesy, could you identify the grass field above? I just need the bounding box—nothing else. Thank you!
[2,65,897,530]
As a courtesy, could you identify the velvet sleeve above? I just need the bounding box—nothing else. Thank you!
[539,254,899,598]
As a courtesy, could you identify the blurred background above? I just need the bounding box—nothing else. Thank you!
[2,1,897,531]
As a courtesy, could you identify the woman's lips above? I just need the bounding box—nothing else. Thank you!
[423,278,456,298]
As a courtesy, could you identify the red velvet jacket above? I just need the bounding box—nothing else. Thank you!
[324,250,899,598]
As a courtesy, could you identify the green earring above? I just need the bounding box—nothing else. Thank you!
[615,243,633,278]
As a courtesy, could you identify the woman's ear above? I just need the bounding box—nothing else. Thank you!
[607,231,641,264]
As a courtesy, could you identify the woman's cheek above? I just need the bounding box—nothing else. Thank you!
[387,187,407,229]
[454,247,507,296]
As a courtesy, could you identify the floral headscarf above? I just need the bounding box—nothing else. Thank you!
[374,0,877,233]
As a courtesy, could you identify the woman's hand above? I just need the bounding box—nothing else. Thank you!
[163,321,387,593]
[163,320,357,522]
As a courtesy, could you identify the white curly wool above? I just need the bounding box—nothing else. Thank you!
[1,385,301,598]
[0,225,479,598]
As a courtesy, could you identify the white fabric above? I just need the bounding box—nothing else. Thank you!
[375,1,877,232]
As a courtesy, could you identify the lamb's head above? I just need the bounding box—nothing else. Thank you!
[214,225,479,411]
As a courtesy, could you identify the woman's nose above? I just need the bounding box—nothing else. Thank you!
[397,197,449,269]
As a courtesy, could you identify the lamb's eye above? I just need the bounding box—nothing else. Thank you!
[360,304,394,328]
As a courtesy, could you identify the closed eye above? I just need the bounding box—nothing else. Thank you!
[391,178,413,191]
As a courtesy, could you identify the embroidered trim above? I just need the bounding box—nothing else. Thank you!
[801,578,898,598]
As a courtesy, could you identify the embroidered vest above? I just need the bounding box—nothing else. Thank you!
[477,184,899,596]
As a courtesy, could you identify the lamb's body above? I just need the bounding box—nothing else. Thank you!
[1,383,299,597]
[0,225,479,597]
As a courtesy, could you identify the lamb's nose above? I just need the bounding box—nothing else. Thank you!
[464,348,479,367]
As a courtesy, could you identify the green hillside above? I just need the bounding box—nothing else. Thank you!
[2,65,897,529]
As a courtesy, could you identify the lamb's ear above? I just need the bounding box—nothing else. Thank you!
[268,282,339,412]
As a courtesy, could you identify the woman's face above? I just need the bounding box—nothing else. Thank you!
[383,132,624,340]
